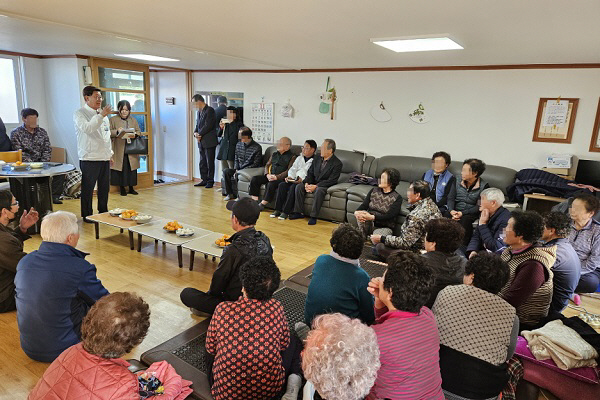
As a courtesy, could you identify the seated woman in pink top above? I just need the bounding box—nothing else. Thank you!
[366,251,444,400]
[29,292,150,400]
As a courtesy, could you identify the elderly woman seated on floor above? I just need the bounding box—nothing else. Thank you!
[29,292,151,399]
[302,223,375,330]
[433,252,518,400]
[366,251,444,400]
[206,256,302,400]
[302,313,380,400]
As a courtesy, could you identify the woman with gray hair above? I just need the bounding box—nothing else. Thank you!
[15,210,109,362]
[466,187,511,257]
[302,313,380,400]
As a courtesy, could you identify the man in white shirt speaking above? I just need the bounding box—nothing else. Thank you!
[73,86,113,222]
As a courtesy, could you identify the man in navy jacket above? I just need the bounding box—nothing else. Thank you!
[466,188,511,257]
[15,211,109,362]
[193,94,218,188]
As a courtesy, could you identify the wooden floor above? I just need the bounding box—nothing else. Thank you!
[0,182,598,399]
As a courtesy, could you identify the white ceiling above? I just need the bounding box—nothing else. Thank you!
[1,0,599,70]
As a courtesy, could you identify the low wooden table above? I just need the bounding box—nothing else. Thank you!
[129,221,211,268]
[86,213,161,250]
[181,232,227,270]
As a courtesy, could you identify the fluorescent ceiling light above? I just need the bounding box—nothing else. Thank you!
[371,36,463,53]
[114,53,179,62]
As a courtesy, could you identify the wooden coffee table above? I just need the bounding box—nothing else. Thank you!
[86,213,161,250]
[128,221,211,268]
[181,232,227,270]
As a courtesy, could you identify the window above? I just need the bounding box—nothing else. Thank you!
[0,56,24,129]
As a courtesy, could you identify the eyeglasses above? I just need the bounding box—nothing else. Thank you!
[11,200,19,206]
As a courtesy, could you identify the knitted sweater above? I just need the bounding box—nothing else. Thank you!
[304,253,375,325]
[356,187,403,229]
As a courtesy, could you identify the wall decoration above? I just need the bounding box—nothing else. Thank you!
[370,101,391,122]
[250,102,274,143]
[532,97,579,144]
[319,76,332,114]
[590,98,600,152]
[409,102,428,123]
[280,100,294,118]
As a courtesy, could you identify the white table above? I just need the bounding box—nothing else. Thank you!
[181,232,227,270]
[86,213,163,249]
[128,220,211,267]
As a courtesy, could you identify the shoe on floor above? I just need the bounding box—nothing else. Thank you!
[308,217,317,225]
[194,180,207,187]
[281,373,302,400]
[52,197,63,204]
[278,213,288,220]
[288,212,304,220]
[129,188,138,195]
[120,187,127,196]
[270,211,281,218]
[205,182,214,188]
[258,203,265,211]
[83,217,93,224]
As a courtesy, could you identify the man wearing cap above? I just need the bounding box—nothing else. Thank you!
[180,197,273,314]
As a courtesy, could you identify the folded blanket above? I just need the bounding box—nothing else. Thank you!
[522,320,598,370]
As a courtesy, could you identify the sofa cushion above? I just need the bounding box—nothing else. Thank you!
[236,167,264,182]
[327,182,354,197]
[346,184,375,199]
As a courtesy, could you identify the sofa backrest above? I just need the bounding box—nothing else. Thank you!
[261,145,303,166]
[448,162,517,195]
[313,149,367,183]
[369,155,517,199]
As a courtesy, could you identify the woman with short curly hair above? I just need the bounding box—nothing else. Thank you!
[29,292,151,399]
[365,251,443,399]
[302,313,380,400]
[206,256,293,400]
[499,211,556,329]
[304,224,374,326]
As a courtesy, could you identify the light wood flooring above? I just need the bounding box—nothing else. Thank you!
[0,182,598,399]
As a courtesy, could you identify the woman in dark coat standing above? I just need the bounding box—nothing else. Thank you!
[217,106,243,170]
[109,100,141,196]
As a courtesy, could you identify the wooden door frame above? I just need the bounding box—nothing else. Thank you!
[89,57,154,189]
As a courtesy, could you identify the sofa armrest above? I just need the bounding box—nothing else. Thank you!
[345,184,374,199]
[327,182,354,196]
[237,167,264,182]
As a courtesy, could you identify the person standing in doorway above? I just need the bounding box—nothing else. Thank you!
[73,86,112,222]
[109,100,141,196]
[192,94,217,188]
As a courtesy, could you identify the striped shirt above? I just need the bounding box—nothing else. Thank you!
[367,306,443,400]
[569,219,600,275]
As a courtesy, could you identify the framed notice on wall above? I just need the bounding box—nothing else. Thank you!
[532,97,579,144]
[250,102,274,144]
[590,98,600,152]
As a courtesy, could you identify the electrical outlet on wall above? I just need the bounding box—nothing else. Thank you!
[162,126,167,133]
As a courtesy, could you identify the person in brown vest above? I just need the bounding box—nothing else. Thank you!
[499,211,556,331]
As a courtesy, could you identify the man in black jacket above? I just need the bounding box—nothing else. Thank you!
[180,197,273,315]
[192,94,218,188]
[222,127,262,200]
[289,139,343,225]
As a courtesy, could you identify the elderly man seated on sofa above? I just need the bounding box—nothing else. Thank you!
[15,211,109,362]
[248,136,296,210]
[371,180,442,260]
[288,138,343,225]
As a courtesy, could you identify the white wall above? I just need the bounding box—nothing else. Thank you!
[38,57,87,165]
[193,69,600,172]
[21,58,48,130]
[151,71,189,177]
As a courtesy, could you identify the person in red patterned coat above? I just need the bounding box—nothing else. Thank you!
[206,256,291,400]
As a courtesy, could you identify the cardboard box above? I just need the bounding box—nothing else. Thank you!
[546,154,572,168]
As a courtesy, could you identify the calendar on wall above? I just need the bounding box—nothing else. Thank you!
[250,102,274,143]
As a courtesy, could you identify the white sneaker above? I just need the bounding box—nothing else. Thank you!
[281,373,302,400]
[224,195,231,201]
